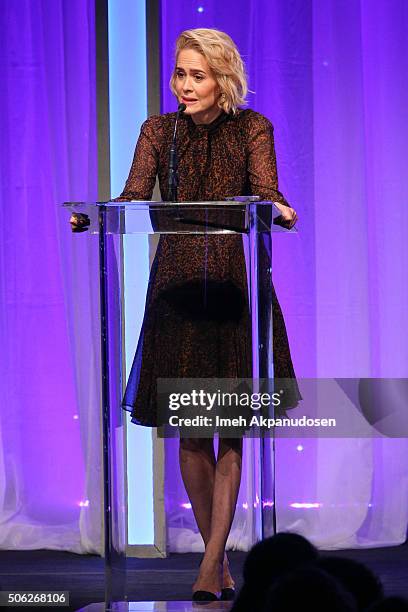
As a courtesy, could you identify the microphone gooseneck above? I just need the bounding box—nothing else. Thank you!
[167,103,186,202]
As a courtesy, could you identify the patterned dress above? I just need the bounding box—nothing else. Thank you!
[115,108,301,426]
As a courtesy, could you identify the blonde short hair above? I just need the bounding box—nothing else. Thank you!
[170,28,248,114]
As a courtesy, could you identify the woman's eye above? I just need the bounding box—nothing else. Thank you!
[195,75,203,81]
[176,72,184,79]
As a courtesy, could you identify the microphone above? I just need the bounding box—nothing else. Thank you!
[167,102,186,202]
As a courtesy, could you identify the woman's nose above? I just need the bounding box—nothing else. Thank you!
[182,76,194,92]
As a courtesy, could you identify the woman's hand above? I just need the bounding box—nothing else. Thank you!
[69,213,90,232]
[273,202,298,229]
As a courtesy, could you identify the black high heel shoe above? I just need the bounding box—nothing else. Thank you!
[196,556,236,600]
[194,557,222,601]
[220,586,236,601]
[192,590,219,602]
[219,555,236,600]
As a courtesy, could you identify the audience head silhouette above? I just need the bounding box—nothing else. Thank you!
[366,596,408,611]
[231,531,406,612]
[318,555,384,610]
[262,566,358,611]
[232,532,319,611]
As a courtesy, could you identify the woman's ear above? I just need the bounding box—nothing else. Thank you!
[218,91,226,109]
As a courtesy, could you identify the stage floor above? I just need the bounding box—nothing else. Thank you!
[0,546,407,611]
[78,603,233,611]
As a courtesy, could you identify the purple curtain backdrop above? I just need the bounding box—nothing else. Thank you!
[0,0,102,552]
[161,0,408,550]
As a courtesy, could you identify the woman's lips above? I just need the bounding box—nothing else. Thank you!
[182,98,198,104]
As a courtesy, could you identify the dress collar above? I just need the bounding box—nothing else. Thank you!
[182,110,232,136]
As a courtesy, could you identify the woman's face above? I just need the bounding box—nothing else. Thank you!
[174,49,221,124]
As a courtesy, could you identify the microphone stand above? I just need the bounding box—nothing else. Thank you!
[167,103,186,202]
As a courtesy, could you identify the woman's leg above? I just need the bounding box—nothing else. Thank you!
[183,437,242,594]
[179,437,216,546]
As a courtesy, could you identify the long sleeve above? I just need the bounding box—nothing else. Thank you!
[113,117,160,202]
[246,115,291,207]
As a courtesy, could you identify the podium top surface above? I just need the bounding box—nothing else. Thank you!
[63,198,281,207]
[62,200,298,235]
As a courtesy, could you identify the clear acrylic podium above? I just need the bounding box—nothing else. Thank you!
[61,199,295,609]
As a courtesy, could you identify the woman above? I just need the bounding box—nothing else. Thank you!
[76,28,300,601]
